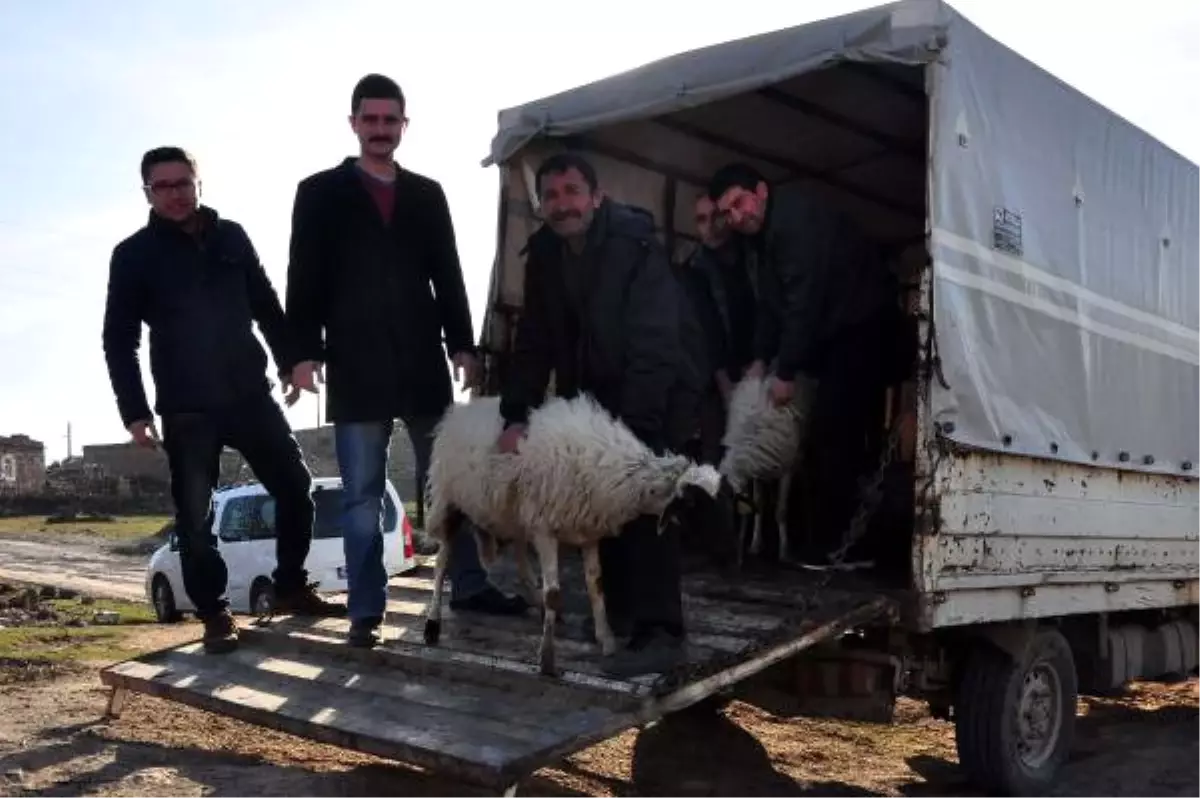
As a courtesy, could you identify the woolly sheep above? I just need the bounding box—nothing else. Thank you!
[421,392,737,676]
[717,373,817,563]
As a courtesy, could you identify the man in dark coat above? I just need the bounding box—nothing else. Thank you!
[285,74,527,648]
[497,152,700,677]
[677,192,761,465]
[102,146,343,655]
[708,163,907,565]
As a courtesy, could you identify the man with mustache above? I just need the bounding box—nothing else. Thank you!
[285,74,527,648]
[497,153,701,676]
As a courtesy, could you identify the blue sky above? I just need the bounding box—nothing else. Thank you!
[2,0,1197,462]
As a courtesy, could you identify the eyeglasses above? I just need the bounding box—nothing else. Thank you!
[143,178,198,196]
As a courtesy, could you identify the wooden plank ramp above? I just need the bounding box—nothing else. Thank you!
[99,562,896,792]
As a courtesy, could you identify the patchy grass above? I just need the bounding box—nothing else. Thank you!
[0,596,157,680]
[0,514,171,541]
[47,596,158,626]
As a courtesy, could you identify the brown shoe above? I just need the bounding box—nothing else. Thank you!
[202,610,239,654]
[273,582,348,618]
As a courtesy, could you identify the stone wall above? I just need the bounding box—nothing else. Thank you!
[221,425,421,503]
[0,435,46,496]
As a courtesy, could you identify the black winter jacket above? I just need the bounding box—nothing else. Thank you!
[101,207,298,428]
[284,159,476,423]
[499,200,689,450]
[752,184,896,380]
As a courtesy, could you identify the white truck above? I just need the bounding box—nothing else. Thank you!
[100,3,1197,795]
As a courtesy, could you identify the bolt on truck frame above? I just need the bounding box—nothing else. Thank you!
[100,2,1197,795]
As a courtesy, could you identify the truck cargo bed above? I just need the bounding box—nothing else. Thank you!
[100,563,896,791]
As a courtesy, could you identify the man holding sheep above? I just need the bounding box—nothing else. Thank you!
[707,162,907,566]
[497,153,697,677]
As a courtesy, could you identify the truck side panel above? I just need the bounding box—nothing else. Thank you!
[918,450,1199,629]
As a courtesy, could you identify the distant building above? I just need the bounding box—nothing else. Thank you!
[82,441,243,488]
[0,434,47,495]
[221,425,419,501]
[83,441,171,482]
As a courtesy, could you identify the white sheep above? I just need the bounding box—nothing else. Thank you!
[717,373,817,564]
[421,392,736,676]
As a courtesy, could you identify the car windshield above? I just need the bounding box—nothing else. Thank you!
[219,486,399,541]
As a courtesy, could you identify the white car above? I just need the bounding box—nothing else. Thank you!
[146,476,416,621]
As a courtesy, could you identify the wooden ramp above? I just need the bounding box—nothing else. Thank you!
[99,564,896,792]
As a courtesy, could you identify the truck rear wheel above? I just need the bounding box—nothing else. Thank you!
[954,628,1078,796]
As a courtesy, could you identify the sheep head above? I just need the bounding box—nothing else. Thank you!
[656,463,740,549]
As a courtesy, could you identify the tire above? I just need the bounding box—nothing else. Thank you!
[955,628,1078,796]
[250,578,276,616]
[151,575,183,624]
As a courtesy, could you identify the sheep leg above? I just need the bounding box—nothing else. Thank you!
[749,479,764,556]
[475,527,499,571]
[776,470,792,564]
[581,543,616,656]
[423,513,453,646]
[514,536,542,608]
[532,532,561,676]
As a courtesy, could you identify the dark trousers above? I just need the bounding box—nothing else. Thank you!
[795,312,899,561]
[162,393,314,619]
[597,395,695,639]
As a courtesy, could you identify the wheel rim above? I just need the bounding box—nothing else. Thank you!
[1016,660,1063,770]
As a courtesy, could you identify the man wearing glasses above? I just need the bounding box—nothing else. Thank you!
[285,74,527,649]
[102,147,344,656]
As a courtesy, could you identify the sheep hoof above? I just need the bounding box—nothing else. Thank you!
[423,619,442,645]
[599,637,618,657]
[539,648,557,677]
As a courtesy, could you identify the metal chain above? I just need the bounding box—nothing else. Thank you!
[800,418,904,605]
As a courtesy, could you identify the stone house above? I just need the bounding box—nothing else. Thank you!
[0,434,46,495]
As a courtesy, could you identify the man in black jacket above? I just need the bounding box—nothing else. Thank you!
[678,192,760,465]
[285,74,526,648]
[497,152,696,676]
[102,147,342,655]
[708,163,906,565]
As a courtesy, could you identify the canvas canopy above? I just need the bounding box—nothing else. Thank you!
[479,0,1199,478]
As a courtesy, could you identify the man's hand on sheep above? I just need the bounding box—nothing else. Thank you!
[768,376,795,408]
[496,423,527,454]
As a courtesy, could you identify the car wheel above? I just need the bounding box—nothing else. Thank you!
[152,575,183,624]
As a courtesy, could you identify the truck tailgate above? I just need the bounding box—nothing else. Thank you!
[100,565,896,790]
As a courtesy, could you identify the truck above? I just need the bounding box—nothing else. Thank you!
[100,2,1198,795]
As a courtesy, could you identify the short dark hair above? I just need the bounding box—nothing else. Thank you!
[707,162,767,201]
[140,146,197,183]
[351,73,406,115]
[535,152,599,195]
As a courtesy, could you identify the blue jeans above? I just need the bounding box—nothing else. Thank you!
[334,416,490,623]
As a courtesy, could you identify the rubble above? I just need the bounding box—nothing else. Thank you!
[0,581,96,628]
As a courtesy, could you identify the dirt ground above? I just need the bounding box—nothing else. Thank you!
[0,521,1196,796]
[0,620,1194,798]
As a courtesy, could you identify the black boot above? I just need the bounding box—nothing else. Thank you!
[273,581,348,618]
[347,616,382,648]
[202,609,239,654]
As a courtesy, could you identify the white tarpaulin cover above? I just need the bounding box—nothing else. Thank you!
[481,0,1199,477]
